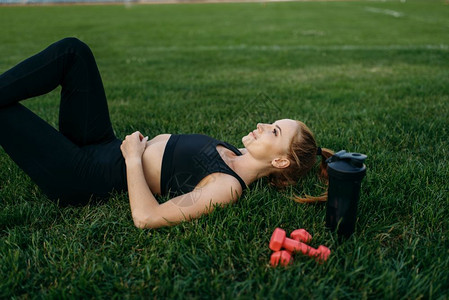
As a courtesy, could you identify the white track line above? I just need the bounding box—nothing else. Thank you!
[364,6,404,18]
[140,44,449,52]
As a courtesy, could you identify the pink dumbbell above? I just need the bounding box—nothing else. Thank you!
[269,228,330,263]
[270,228,312,267]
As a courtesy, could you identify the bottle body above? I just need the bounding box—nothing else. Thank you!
[326,175,363,237]
[325,151,367,238]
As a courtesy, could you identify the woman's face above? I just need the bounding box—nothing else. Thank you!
[242,119,300,166]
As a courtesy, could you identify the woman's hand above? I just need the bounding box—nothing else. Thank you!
[120,131,149,163]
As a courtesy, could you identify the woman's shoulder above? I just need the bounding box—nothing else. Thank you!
[200,172,245,200]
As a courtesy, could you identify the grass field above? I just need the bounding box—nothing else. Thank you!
[1,0,449,298]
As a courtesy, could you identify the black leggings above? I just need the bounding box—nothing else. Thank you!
[0,37,127,205]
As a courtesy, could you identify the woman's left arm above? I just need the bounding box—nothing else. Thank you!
[120,131,160,226]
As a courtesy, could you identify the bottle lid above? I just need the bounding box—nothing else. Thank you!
[326,150,367,180]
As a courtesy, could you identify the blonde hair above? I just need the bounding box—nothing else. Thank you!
[267,121,333,203]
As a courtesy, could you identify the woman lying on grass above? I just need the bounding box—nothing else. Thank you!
[0,38,333,228]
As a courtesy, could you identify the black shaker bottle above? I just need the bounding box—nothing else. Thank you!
[325,150,367,238]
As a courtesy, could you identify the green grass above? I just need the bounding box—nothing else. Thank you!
[1,0,449,298]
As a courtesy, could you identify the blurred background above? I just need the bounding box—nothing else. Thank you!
[2,0,279,5]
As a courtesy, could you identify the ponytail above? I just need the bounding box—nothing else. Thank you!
[318,147,334,180]
[291,147,334,204]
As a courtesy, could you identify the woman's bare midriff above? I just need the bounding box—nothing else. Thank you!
[141,134,171,195]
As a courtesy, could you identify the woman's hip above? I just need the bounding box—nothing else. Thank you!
[44,138,128,205]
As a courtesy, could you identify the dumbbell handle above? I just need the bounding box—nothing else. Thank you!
[283,238,330,261]
[283,238,314,254]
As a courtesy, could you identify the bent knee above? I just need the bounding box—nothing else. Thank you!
[58,37,84,47]
[58,37,93,57]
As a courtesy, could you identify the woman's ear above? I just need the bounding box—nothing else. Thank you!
[271,157,290,169]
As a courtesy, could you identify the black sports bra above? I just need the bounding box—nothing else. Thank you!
[160,134,247,197]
